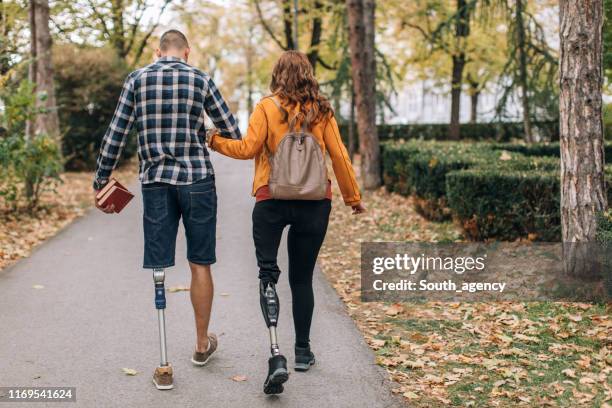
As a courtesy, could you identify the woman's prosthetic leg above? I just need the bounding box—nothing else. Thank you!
[259,281,280,356]
[259,280,289,394]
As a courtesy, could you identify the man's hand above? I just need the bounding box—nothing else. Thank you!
[94,190,115,214]
[351,202,366,215]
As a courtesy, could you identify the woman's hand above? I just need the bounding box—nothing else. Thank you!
[351,202,366,215]
[205,128,218,149]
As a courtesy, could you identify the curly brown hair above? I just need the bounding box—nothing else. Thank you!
[270,51,333,127]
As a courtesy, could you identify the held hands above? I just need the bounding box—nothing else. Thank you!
[351,202,366,215]
[94,190,115,214]
[205,128,218,149]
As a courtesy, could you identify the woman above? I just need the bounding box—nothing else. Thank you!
[209,51,365,394]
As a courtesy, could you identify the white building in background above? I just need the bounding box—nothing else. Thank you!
[381,80,521,125]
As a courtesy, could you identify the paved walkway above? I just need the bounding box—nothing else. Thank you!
[0,155,401,408]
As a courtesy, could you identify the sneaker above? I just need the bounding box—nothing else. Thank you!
[152,365,173,390]
[263,355,289,394]
[191,333,218,366]
[295,345,315,371]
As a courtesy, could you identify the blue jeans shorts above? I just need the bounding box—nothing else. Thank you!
[141,176,217,269]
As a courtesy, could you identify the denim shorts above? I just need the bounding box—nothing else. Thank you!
[141,176,217,269]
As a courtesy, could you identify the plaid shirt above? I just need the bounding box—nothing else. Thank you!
[93,56,241,189]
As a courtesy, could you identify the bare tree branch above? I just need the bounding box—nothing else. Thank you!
[132,0,171,64]
[87,0,111,39]
[317,56,337,70]
[125,0,148,55]
[253,0,287,50]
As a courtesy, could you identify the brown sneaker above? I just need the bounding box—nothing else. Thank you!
[191,333,218,366]
[153,365,174,390]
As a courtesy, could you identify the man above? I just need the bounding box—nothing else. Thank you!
[93,30,241,390]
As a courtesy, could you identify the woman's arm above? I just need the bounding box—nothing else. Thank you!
[209,102,267,159]
[322,115,362,207]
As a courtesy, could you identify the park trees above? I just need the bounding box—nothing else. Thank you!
[397,0,474,139]
[347,0,380,189]
[27,0,59,142]
[253,0,337,73]
[559,0,607,271]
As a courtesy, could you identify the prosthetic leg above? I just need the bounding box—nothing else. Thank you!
[260,281,289,395]
[152,269,173,390]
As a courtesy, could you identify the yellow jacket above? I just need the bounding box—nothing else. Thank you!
[210,96,361,206]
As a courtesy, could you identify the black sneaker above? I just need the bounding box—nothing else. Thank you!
[295,345,315,371]
[263,355,289,394]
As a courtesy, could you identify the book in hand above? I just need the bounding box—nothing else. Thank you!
[95,178,134,213]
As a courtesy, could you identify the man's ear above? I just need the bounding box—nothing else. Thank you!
[184,48,190,62]
[155,48,162,58]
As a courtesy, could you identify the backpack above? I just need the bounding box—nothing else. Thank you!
[265,98,328,200]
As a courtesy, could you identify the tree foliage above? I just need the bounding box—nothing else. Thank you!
[52,0,172,64]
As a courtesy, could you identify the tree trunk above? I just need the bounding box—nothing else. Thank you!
[26,0,37,141]
[111,0,126,58]
[282,0,295,50]
[560,0,606,274]
[0,0,11,75]
[347,0,380,189]
[32,0,60,142]
[449,53,465,139]
[516,0,533,143]
[470,90,479,124]
[449,0,471,140]
[348,88,357,159]
[307,1,323,72]
[467,75,479,123]
[246,22,255,117]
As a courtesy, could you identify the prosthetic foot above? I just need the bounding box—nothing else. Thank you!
[152,269,173,390]
[259,281,288,394]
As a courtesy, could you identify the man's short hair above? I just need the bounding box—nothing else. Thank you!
[159,30,189,51]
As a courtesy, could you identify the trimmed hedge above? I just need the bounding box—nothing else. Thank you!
[446,169,561,241]
[382,140,610,241]
[596,210,612,244]
[382,141,557,221]
[382,141,488,220]
[340,121,560,145]
[491,141,612,160]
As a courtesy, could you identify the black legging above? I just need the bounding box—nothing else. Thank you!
[252,199,331,348]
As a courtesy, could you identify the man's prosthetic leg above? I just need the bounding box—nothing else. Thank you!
[260,281,289,394]
[152,269,173,390]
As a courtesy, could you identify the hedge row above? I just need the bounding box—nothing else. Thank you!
[340,121,560,145]
[382,140,611,241]
[491,141,612,160]
[340,121,612,146]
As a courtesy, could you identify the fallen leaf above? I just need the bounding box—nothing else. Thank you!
[122,368,138,376]
[514,333,540,343]
[231,375,247,382]
[371,339,386,348]
[385,303,403,316]
[167,286,189,293]
[403,391,419,400]
[561,368,576,378]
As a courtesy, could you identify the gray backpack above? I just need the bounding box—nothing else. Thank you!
[265,98,328,200]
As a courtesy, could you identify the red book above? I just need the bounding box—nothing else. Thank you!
[96,178,134,213]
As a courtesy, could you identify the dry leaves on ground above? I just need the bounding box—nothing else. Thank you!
[319,158,611,408]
